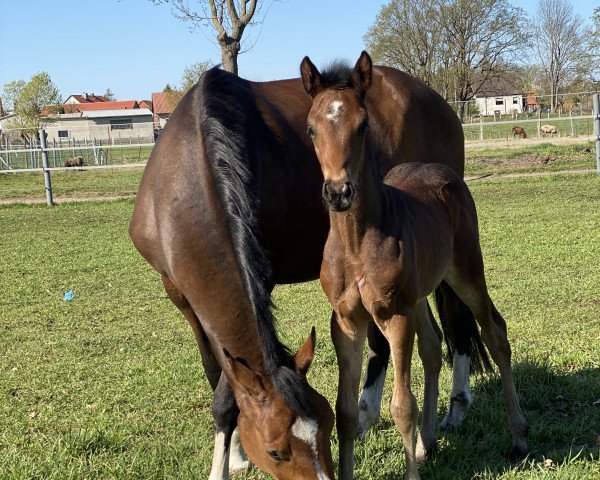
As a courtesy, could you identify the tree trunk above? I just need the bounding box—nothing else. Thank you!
[220,41,240,75]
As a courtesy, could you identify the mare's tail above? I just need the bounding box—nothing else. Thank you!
[434,281,493,374]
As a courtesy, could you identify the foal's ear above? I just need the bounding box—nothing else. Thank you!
[349,50,372,96]
[300,56,322,98]
[294,326,316,377]
[223,349,267,401]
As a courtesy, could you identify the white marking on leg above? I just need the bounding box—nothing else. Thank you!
[326,100,344,123]
[228,427,252,473]
[208,431,229,480]
[440,353,472,430]
[291,417,331,480]
[357,367,386,438]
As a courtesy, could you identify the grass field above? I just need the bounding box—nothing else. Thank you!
[0,141,597,203]
[0,173,599,479]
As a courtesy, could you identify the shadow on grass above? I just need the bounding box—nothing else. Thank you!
[377,360,600,479]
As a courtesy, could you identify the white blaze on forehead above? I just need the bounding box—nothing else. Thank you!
[326,100,344,123]
[291,417,331,480]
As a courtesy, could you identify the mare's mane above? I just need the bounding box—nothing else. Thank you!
[197,66,314,416]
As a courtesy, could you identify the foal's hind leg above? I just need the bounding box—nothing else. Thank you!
[161,276,250,479]
[414,300,442,463]
[446,272,528,459]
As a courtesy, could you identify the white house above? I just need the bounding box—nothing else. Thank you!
[43,108,154,143]
[472,74,525,117]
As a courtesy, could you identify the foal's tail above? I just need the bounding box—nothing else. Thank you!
[434,281,493,374]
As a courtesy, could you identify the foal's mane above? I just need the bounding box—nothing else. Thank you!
[197,67,314,416]
[319,59,352,89]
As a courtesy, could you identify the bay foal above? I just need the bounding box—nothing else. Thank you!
[301,51,528,479]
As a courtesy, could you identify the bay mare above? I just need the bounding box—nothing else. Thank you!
[301,51,528,479]
[129,56,474,478]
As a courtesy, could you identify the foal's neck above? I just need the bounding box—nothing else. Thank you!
[330,144,385,248]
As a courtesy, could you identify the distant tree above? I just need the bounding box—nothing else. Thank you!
[150,0,263,75]
[590,7,600,83]
[165,60,214,109]
[438,0,528,121]
[366,0,527,121]
[533,0,590,112]
[104,88,115,101]
[5,72,61,141]
[1,79,26,112]
[365,0,444,91]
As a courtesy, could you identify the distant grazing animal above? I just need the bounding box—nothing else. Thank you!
[541,124,558,136]
[64,156,84,167]
[301,51,528,479]
[512,126,527,139]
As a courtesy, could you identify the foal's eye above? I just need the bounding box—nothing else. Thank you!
[307,125,315,137]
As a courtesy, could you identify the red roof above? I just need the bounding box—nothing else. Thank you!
[65,94,107,104]
[63,101,139,113]
[138,100,152,110]
[151,92,171,115]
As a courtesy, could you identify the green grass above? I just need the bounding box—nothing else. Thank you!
[465,142,596,176]
[1,174,599,478]
[462,117,595,142]
[0,168,144,200]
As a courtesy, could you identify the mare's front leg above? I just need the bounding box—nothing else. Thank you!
[357,322,389,438]
[376,310,420,480]
[161,276,249,479]
[331,310,368,479]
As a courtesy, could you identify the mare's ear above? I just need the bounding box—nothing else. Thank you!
[349,50,372,96]
[223,349,267,401]
[300,56,322,98]
[294,326,316,377]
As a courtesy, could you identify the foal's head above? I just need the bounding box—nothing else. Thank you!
[301,51,373,212]
[224,328,335,479]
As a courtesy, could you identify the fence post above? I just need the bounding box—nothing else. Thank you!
[39,129,54,206]
[593,93,600,176]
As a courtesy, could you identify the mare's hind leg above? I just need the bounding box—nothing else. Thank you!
[161,276,251,479]
[445,271,528,459]
[357,321,389,438]
[415,300,442,463]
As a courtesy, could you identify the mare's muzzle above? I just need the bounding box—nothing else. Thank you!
[322,180,354,212]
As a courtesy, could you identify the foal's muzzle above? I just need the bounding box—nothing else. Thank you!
[322,180,354,212]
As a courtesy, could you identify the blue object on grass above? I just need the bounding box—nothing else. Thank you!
[64,290,75,301]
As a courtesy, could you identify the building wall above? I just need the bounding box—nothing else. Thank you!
[475,95,524,116]
[43,115,154,143]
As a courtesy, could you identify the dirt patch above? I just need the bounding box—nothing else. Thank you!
[469,154,557,168]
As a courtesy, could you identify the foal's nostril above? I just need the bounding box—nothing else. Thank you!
[341,181,353,199]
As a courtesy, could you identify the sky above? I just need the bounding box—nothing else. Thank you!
[0,0,597,102]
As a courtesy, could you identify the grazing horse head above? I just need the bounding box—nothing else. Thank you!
[224,327,335,479]
[301,51,373,212]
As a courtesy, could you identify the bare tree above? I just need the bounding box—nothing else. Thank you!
[439,0,527,121]
[151,0,261,75]
[365,0,527,121]
[533,0,590,112]
[365,0,444,90]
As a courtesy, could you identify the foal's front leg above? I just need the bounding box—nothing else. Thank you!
[377,311,420,480]
[331,310,368,479]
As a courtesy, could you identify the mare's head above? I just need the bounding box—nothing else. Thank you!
[301,51,373,212]
[224,328,335,479]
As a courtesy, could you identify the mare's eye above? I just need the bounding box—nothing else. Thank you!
[359,120,369,134]
[307,125,315,137]
[267,450,290,462]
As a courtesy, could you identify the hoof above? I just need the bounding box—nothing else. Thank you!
[416,437,437,464]
[357,400,379,440]
[509,444,528,462]
[440,392,472,431]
